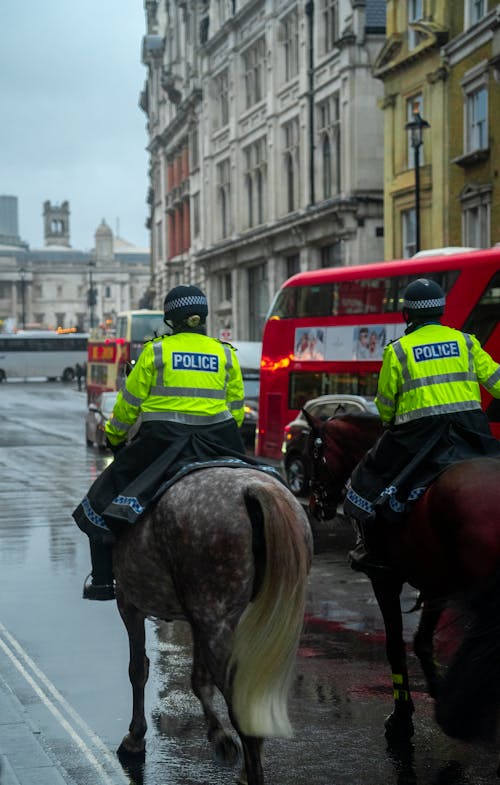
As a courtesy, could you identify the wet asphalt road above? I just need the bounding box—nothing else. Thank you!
[0,381,498,785]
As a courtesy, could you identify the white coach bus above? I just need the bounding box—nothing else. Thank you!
[0,331,88,382]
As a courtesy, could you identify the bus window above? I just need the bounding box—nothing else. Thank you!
[289,371,379,409]
[461,271,500,345]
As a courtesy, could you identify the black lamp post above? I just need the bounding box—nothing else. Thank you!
[88,261,97,329]
[404,107,430,254]
[19,267,26,330]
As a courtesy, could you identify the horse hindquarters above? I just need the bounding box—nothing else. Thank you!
[435,567,500,743]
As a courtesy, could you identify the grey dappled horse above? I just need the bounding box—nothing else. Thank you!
[112,466,313,785]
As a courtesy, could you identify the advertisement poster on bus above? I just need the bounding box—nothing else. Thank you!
[293,324,405,362]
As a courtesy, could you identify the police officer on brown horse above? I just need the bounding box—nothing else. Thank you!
[345,277,500,571]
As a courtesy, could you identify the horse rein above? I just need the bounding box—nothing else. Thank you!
[309,434,342,520]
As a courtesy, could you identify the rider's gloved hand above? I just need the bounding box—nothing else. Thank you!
[106,436,125,455]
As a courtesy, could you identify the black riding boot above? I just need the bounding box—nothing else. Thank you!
[348,518,387,572]
[83,540,115,601]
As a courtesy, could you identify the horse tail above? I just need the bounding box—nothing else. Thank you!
[227,480,311,738]
[435,567,500,742]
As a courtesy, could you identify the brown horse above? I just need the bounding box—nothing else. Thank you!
[112,466,312,785]
[303,409,500,744]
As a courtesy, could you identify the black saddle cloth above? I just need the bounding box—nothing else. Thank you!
[345,410,500,524]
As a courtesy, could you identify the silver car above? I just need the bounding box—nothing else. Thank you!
[281,394,379,497]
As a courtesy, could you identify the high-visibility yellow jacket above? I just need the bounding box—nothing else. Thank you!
[375,323,500,425]
[105,332,245,445]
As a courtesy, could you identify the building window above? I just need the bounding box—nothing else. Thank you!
[286,254,300,278]
[461,184,491,247]
[408,0,423,50]
[402,208,416,258]
[466,85,488,152]
[192,192,200,237]
[320,0,339,55]
[213,69,229,129]
[242,37,266,110]
[280,9,299,82]
[55,312,65,328]
[406,94,425,168]
[217,271,232,302]
[243,137,267,229]
[466,0,486,27]
[320,243,342,267]
[283,118,300,213]
[317,94,341,198]
[248,264,269,341]
[217,158,231,239]
[57,285,63,298]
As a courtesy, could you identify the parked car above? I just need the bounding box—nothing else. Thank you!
[282,394,379,497]
[86,392,119,450]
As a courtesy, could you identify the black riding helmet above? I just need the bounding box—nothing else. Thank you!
[163,285,208,330]
[402,278,446,322]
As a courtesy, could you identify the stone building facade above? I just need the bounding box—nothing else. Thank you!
[374,0,500,258]
[142,0,386,341]
[0,199,153,333]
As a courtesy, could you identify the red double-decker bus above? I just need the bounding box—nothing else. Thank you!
[256,247,500,460]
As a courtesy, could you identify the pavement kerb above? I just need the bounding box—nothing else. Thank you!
[0,673,70,785]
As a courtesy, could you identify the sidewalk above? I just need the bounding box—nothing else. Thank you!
[0,678,68,785]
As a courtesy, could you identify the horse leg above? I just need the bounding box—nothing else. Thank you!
[370,573,415,741]
[238,735,264,785]
[413,600,443,699]
[191,636,239,767]
[116,594,149,757]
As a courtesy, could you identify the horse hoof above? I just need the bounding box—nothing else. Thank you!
[213,733,240,767]
[117,734,146,760]
[384,712,415,742]
[236,766,248,785]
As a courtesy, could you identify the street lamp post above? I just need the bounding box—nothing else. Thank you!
[19,267,26,330]
[405,106,430,254]
[88,262,97,330]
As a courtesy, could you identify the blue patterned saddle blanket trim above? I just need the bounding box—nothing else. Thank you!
[116,458,285,522]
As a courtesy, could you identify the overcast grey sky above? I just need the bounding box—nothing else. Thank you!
[1,1,150,250]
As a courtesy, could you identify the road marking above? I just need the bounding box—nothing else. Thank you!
[0,620,128,785]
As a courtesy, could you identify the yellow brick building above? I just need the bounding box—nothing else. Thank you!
[374,1,500,258]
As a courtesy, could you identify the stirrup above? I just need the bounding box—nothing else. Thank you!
[82,573,115,601]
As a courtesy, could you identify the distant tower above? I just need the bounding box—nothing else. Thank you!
[94,218,114,262]
[43,200,71,247]
[0,195,22,246]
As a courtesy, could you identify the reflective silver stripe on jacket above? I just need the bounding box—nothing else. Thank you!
[150,385,226,399]
[122,388,144,407]
[395,399,482,424]
[400,371,477,393]
[108,416,133,432]
[376,392,394,409]
[141,410,232,425]
[229,398,244,410]
[153,340,164,375]
[485,364,500,389]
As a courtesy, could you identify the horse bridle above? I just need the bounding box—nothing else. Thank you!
[309,433,343,521]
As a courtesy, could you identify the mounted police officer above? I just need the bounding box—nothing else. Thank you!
[345,277,500,571]
[73,285,247,600]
